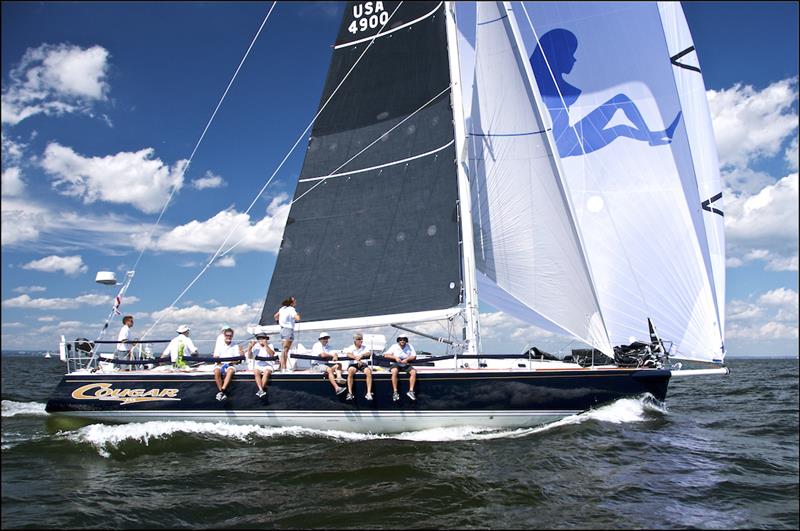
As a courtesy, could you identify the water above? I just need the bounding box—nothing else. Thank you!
[2,355,798,529]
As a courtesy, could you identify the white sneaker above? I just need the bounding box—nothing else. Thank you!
[256,389,266,398]
[392,391,400,402]
[365,392,374,401]
[346,392,355,401]
[406,390,416,401]
[335,386,347,396]
[215,392,225,401]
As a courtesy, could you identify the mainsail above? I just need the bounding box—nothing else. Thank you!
[468,1,612,354]
[516,1,725,362]
[261,2,464,328]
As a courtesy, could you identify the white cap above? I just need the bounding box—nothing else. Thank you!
[176,325,190,334]
[318,332,330,339]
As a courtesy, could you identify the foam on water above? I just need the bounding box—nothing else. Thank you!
[57,395,665,456]
[1,400,48,417]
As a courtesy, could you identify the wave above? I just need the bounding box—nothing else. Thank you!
[1,400,47,417]
[56,395,666,456]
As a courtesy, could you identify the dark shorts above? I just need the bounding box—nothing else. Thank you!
[390,363,415,373]
[348,362,370,372]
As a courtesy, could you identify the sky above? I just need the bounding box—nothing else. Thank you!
[1,1,797,358]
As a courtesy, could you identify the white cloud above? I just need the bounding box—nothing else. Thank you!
[41,143,187,214]
[213,255,236,268]
[758,288,799,323]
[1,132,25,164]
[142,194,290,254]
[191,171,226,190]
[725,288,799,341]
[1,199,46,246]
[37,316,56,322]
[786,136,799,172]
[13,285,47,293]
[1,167,25,196]
[22,254,88,276]
[707,78,798,170]
[725,173,799,271]
[1,43,110,125]
[146,302,263,345]
[1,292,135,310]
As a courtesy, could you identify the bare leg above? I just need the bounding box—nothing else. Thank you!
[409,368,417,392]
[263,369,271,390]
[391,367,398,393]
[214,368,223,391]
[347,366,356,394]
[254,369,262,391]
[281,339,292,370]
[222,367,235,391]
[326,367,339,391]
[365,367,373,394]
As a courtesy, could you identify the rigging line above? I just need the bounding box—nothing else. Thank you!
[215,2,406,259]
[291,84,453,205]
[131,1,277,276]
[97,2,276,343]
[142,2,405,340]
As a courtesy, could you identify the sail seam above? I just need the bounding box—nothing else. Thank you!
[298,140,455,182]
[469,129,548,137]
[292,83,453,205]
[477,14,508,25]
[334,2,443,49]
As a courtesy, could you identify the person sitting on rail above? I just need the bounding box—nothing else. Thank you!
[213,326,243,401]
[247,333,276,399]
[343,332,374,401]
[383,335,417,401]
[311,332,347,396]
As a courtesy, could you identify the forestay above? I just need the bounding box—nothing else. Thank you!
[517,1,725,362]
[468,1,612,354]
[261,2,464,328]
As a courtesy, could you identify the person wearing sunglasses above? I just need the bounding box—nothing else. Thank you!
[383,335,417,401]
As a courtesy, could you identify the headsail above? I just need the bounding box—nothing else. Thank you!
[657,2,726,354]
[468,1,612,354]
[261,2,463,328]
[517,1,725,362]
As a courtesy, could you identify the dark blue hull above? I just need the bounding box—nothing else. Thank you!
[45,367,670,432]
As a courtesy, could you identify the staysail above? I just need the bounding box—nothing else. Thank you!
[261,2,464,328]
[516,1,725,362]
[468,1,612,354]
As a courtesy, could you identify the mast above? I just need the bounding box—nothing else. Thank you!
[444,1,479,355]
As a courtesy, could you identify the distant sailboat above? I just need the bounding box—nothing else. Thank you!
[46,1,727,432]
[44,351,52,359]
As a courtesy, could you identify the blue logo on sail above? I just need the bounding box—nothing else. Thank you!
[529,28,682,158]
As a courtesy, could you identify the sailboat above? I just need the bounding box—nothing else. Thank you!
[46,1,728,432]
[44,351,52,359]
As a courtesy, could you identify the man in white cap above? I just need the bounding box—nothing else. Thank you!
[383,335,417,401]
[161,325,199,368]
[311,332,347,396]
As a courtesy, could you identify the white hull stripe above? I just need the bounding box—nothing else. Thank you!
[298,140,454,183]
[334,2,443,50]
